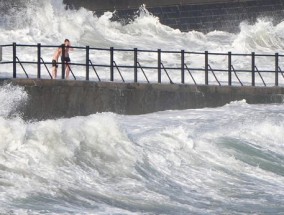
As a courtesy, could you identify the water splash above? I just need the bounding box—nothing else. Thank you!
[0,83,28,118]
[233,18,284,53]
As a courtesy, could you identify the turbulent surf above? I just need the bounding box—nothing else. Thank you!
[0,0,284,214]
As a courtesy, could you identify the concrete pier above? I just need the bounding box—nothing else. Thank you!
[2,78,283,120]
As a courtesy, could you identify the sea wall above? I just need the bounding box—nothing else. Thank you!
[63,0,284,32]
[2,78,284,120]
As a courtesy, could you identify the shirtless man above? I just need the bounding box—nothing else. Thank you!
[52,46,62,79]
[61,39,73,79]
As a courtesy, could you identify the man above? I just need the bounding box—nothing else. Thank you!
[61,39,73,79]
[51,45,62,79]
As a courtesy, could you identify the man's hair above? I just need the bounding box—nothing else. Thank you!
[65,39,70,42]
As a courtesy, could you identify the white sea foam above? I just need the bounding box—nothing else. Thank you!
[1,0,284,85]
[1,0,284,53]
[1,1,284,214]
[0,98,284,214]
[0,83,28,117]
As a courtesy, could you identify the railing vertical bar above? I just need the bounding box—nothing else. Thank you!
[275,53,279,86]
[181,50,185,84]
[158,49,161,83]
[86,46,90,81]
[205,51,208,85]
[228,51,232,86]
[0,45,2,62]
[252,52,255,86]
[134,48,138,83]
[110,47,114,81]
[13,42,16,78]
[61,44,65,79]
[37,43,41,79]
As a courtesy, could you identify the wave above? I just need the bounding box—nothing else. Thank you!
[1,99,284,213]
[0,0,284,54]
[232,18,284,53]
[1,1,284,213]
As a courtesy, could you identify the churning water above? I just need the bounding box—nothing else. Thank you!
[0,0,284,214]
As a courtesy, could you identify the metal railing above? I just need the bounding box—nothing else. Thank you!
[0,42,284,87]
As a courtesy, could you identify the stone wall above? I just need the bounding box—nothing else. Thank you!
[64,0,255,11]
[64,0,284,32]
[2,78,284,120]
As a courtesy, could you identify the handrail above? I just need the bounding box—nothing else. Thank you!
[161,62,174,84]
[66,63,76,80]
[137,62,150,83]
[278,66,284,79]
[89,60,101,82]
[231,65,243,86]
[40,58,52,79]
[254,66,266,86]
[208,64,221,86]
[15,57,29,78]
[1,43,283,87]
[184,63,197,85]
[113,61,125,82]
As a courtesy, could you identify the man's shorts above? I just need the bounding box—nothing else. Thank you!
[61,57,71,62]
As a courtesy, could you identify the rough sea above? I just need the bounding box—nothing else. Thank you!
[0,0,284,214]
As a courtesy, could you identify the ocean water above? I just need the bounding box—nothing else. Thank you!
[1,0,284,85]
[0,0,284,214]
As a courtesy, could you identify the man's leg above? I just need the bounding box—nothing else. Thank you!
[52,66,57,79]
[65,63,70,79]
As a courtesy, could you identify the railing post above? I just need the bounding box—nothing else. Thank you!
[0,45,2,62]
[13,42,16,78]
[134,48,138,82]
[228,51,232,86]
[110,47,114,81]
[181,50,185,84]
[158,49,161,83]
[205,51,208,85]
[61,44,65,79]
[86,46,90,81]
[251,52,255,86]
[275,53,279,86]
[37,43,41,79]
